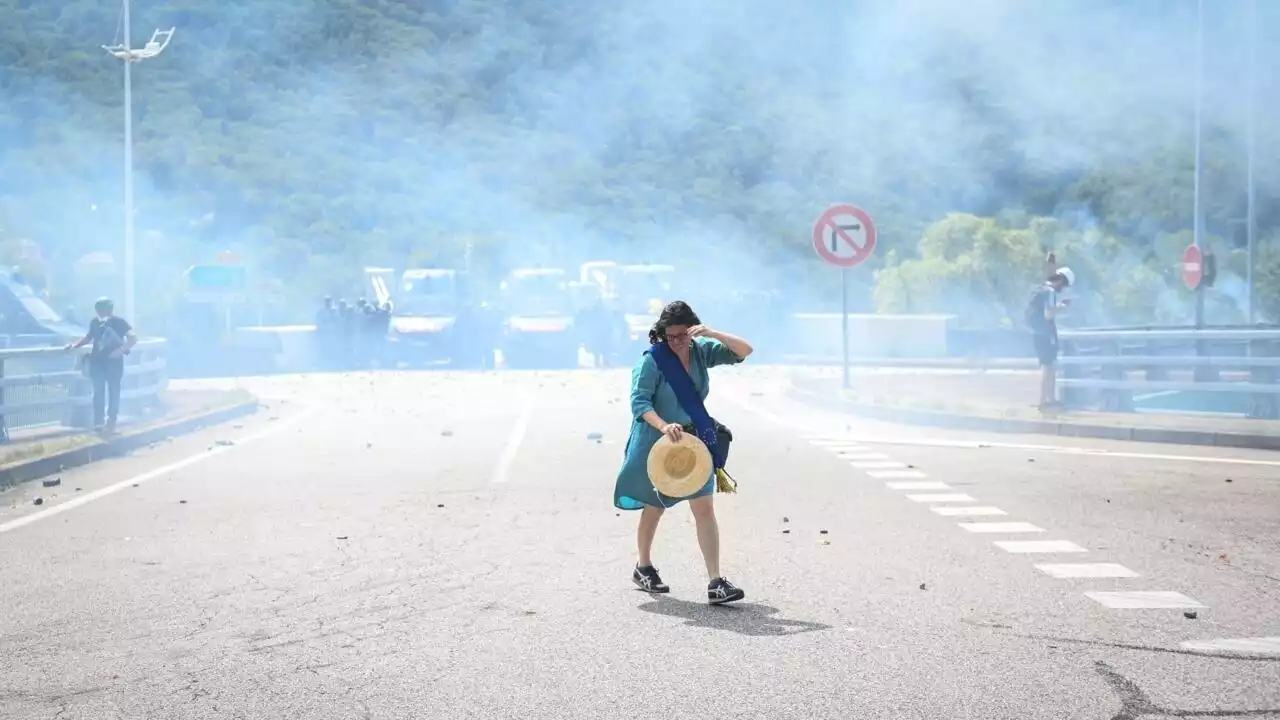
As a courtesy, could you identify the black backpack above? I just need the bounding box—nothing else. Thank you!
[1023,287,1048,330]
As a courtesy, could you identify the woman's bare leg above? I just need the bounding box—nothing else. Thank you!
[637,505,664,567]
[689,495,720,580]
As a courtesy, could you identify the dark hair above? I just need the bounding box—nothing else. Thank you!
[648,300,700,344]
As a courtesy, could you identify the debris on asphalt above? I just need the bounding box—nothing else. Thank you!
[268,416,279,421]
[214,439,235,447]
[33,497,43,506]
[819,529,828,535]
[587,432,603,440]
[437,503,445,508]
[232,424,244,430]
[1225,478,1233,483]
[42,478,61,488]
[820,539,831,546]
[782,529,790,534]
[75,487,82,492]
[336,536,349,540]
[366,442,372,449]
[919,583,927,591]
[132,484,139,488]
[1184,611,1198,620]
[441,430,454,437]
[179,500,187,505]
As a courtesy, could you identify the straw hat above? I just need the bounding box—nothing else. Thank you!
[647,432,713,498]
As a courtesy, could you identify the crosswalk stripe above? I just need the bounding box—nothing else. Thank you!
[835,452,891,460]
[931,506,1007,516]
[994,540,1088,554]
[1179,637,1280,656]
[849,461,908,469]
[1035,563,1139,578]
[1085,591,1205,609]
[959,522,1044,533]
[906,493,974,503]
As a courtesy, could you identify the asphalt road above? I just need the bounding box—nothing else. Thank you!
[0,365,1277,720]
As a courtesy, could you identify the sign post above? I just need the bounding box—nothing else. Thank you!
[812,204,878,390]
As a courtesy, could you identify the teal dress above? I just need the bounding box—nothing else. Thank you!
[614,337,744,510]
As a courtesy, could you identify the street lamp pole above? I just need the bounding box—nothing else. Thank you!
[1193,0,1205,329]
[102,2,174,322]
[1246,0,1257,324]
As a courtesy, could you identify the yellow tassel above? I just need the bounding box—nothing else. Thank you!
[716,468,738,494]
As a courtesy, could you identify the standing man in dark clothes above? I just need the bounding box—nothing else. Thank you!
[1025,262,1075,410]
[65,297,137,433]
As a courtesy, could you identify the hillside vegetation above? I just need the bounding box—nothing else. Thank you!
[1,0,1278,326]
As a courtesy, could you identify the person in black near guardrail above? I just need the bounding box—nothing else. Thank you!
[1024,263,1074,411]
[64,297,137,434]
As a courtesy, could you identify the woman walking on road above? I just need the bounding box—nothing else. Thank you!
[613,300,754,605]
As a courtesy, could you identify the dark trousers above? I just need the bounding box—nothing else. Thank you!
[92,362,124,427]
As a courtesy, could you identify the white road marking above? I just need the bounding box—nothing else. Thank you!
[492,397,534,484]
[0,409,316,535]
[805,438,864,447]
[1085,591,1205,609]
[1035,563,1139,578]
[849,461,908,469]
[959,522,1045,534]
[835,452,891,460]
[867,470,929,479]
[906,493,974,503]
[1179,637,1280,656]
[886,481,951,490]
[995,540,1088,553]
[806,434,1280,469]
[931,506,1007,516]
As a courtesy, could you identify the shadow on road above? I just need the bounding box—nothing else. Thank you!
[636,597,832,637]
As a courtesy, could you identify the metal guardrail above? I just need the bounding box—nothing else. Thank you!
[0,339,168,442]
[1058,328,1280,419]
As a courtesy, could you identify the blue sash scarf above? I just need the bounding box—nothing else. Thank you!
[649,342,726,469]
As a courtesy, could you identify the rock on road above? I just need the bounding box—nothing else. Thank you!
[1,366,1277,720]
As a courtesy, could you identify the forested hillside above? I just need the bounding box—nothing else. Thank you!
[1,0,1278,326]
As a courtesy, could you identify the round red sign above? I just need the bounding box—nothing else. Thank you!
[1182,244,1203,290]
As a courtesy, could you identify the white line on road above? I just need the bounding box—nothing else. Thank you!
[885,481,950,490]
[492,397,533,484]
[959,522,1045,533]
[0,409,316,535]
[1084,591,1205,609]
[1035,563,1139,578]
[868,470,928,479]
[849,461,908,469]
[994,540,1088,554]
[906,493,975,503]
[810,435,1280,469]
[1179,637,1280,656]
[931,506,1007,516]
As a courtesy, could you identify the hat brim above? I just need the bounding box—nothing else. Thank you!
[647,432,714,499]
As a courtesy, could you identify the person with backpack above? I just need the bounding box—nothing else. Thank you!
[65,297,137,433]
[1024,261,1075,410]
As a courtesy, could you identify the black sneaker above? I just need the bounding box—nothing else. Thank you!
[708,577,745,605]
[632,565,670,594]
